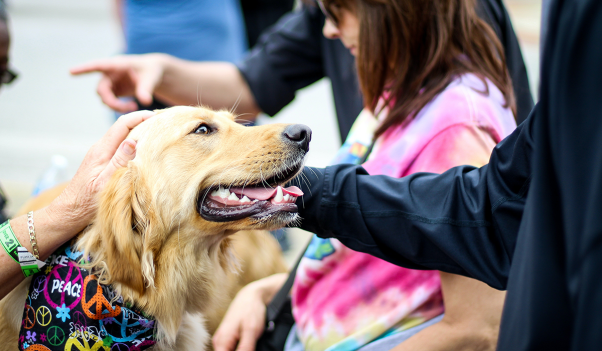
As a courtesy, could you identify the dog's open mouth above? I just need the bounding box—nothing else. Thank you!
[197,164,304,222]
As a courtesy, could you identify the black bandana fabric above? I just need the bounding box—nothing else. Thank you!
[18,244,158,351]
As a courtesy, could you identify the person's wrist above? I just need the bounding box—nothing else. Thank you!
[240,279,269,305]
[44,192,90,237]
[152,53,176,98]
[248,273,288,305]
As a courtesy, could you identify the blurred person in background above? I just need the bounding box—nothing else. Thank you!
[212,0,516,350]
[72,0,533,144]
[115,0,294,111]
[240,0,296,48]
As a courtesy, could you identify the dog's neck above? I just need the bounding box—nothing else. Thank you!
[76,224,235,346]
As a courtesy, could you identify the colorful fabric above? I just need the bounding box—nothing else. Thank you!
[291,73,516,351]
[19,244,157,351]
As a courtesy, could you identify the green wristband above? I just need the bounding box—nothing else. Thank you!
[0,220,20,263]
[0,220,44,277]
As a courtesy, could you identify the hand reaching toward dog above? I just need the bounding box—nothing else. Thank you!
[71,54,262,117]
[0,110,153,299]
[46,110,155,234]
[71,54,168,113]
[213,273,288,351]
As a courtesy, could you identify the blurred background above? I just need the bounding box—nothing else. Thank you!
[0,0,541,262]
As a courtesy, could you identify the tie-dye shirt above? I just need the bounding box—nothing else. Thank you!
[291,74,516,351]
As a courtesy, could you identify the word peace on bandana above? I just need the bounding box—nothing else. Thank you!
[43,261,83,310]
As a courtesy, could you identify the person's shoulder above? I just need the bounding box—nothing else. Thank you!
[421,74,516,140]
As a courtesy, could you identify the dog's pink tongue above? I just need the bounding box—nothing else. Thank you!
[230,186,303,200]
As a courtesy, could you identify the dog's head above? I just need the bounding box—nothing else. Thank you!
[80,106,310,297]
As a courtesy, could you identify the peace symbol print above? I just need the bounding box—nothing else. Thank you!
[31,276,47,299]
[36,306,52,327]
[47,326,66,346]
[24,344,52,351]
[43,261,83,310]
[64,331,110,351]
[82,275,121,320]
[100,308,151,343]
[23,305,36,329]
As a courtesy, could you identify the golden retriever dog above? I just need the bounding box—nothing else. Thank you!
[0,106,311,351]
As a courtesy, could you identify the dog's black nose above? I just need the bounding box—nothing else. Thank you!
[283,124,312,152]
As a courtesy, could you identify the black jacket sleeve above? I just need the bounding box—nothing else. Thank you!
[236,6,325,117]
[294,106,536,290]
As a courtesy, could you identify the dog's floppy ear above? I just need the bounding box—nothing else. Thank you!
[96,163,157,295]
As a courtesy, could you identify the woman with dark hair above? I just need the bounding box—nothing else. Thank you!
[213,1,517,350]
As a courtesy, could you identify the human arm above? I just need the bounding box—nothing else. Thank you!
[70,6,326,118]
[0,110,154,299]
[293,106,536,289]
[212,273,288,351]
[392,273,503,351]
[70,55,261,116]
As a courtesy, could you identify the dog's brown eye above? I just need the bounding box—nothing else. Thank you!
[194,124,212,135]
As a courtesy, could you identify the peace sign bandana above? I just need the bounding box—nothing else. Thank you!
[19,244,158,351]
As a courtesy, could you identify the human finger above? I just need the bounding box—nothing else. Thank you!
[213,327,240,351]
[70,58,124,76]
[134,66,162,106]
[94,110,155,161]
[96,76,137,112]
[235,324,260,351]
[95,139,137,186]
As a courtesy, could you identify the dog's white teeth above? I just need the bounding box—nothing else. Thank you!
[253,199,258,202]
[274,186,284,202]
[215,186,230,198]
[291,196,296,202]
[241,196,251,203]
[211,189,220,197]
[228,192,239,201]
[283,194,290,201]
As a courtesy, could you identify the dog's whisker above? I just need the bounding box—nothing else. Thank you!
[230,91,243,114]
[196,79,203,107]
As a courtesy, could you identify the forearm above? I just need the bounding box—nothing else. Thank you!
[156,56,261,118]
[0,206,79,299]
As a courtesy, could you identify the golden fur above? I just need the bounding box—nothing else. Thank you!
[0,106,308,350]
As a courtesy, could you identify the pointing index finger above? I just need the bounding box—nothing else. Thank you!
[70,57,127,76]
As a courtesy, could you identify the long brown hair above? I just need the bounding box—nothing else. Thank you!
[322,0,516,139]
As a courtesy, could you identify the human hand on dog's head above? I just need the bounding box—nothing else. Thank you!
[70,54,167,113]
[45,110,154,237]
